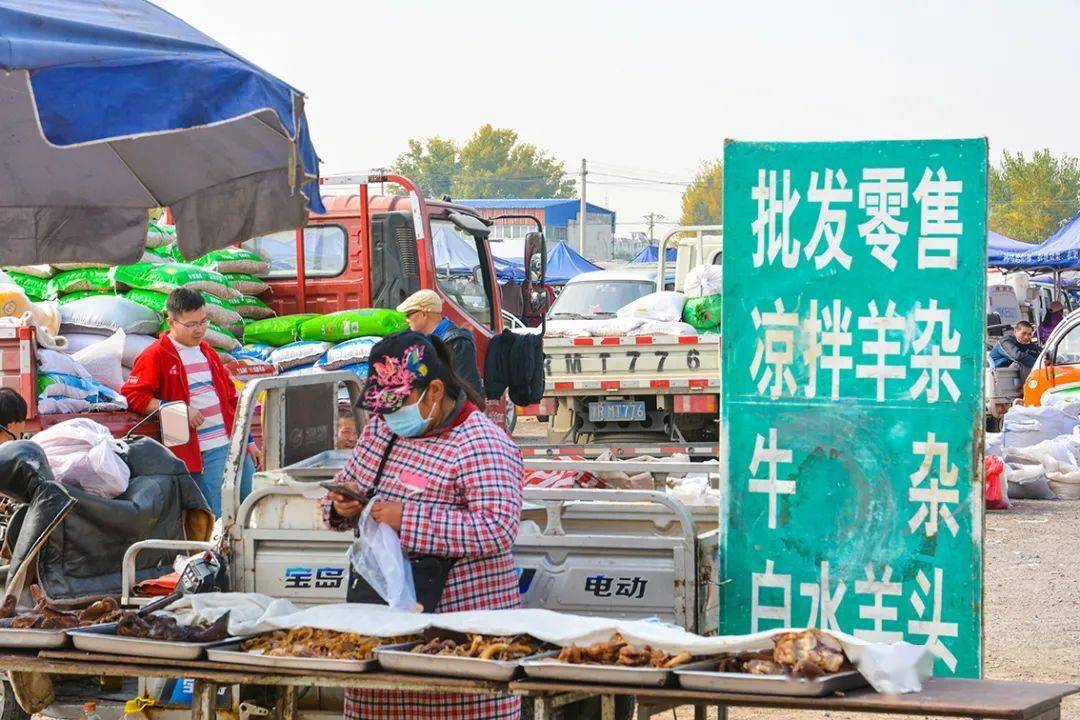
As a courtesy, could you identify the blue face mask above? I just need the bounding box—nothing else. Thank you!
[383,388,433,437]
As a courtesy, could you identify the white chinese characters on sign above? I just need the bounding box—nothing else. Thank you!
[750,164,962,272]
[748,428,795,530]
[750,300,798,398]
[751,560,792,632]
[752,169,801,269]
[855,300,907,402]
[799,561,847,632]
[908,432,960,538]
[805,169,853,270]
[914,168,962,270]
[857,169,909,270]
[854,564,904,644]
[909,567,959,672]
[910,300,962,403]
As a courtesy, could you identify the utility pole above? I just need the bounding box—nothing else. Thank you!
[644,212,666,242]
[579,158,587,254]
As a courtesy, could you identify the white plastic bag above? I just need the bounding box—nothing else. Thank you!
[617,291,687,323]
[683,265,723,299]
[32,418,130,499]
[347,504,417,611]
[73,329,126,391]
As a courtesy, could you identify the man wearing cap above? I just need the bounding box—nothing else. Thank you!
[397,289,483,396]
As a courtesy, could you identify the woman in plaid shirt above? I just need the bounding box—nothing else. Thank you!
[323,332,524,720]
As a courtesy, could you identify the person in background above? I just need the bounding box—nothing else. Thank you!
[121,288,258,516]
[990,320,1042,381]
[1038,300,1066,344]
[0,388,27,445]
[337,406,358,449]
[323,332,523,720]
[397,289,483,396]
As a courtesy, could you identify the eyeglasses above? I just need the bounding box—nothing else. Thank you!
[174,319,210,329]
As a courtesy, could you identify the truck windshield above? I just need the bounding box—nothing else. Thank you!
[430,219,493,329]
[547,280,655,320]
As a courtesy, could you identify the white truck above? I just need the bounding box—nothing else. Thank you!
[536,226,723,443]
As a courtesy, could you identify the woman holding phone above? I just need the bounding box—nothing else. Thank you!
[321,331,525,720]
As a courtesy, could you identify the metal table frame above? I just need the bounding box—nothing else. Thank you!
[2,653,1075,720]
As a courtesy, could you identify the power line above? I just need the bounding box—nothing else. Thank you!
[588,171,691,186]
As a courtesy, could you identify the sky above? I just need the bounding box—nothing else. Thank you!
[158,0,1080,235]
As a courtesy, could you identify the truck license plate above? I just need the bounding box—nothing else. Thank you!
[589,401,646,422]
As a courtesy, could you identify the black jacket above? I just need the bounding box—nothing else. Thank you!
[442,324,484,397]
[484,330,545,406]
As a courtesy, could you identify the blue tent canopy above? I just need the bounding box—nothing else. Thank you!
[0,0,323,263]
[545,241,602,284]
[433,224,481,274]
[493,255,526,283]
[433,225,525,282]
[988,230,1037,269]
[1013,210,1080,270]
[630,245,677,264]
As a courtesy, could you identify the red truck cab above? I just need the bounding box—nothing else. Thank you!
[243,174,536,406]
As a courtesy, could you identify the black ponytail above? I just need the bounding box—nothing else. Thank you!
[428,335,485,408]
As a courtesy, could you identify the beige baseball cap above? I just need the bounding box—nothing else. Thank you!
[396,289,443,315]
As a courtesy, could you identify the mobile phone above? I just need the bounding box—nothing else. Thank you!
[319,481,367,502]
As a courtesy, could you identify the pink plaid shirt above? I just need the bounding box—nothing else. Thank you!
[322,404,524,720]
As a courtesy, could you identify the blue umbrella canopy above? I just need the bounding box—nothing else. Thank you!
[0,0,324,264]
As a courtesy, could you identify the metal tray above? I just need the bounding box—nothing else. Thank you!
[520,658,676,687]
[0,626,70,649]
[281,450,353,479]
[68,623,237,660]
[675,663,867,696]
[376,642,557,682]
[206,641,380,673]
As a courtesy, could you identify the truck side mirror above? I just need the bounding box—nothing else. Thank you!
[523,231,547,312]
[160,402,191,448]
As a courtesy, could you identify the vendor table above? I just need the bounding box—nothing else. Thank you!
[1,652,1074,720]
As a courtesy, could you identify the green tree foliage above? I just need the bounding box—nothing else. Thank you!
[989,150,1080,243]
[393,125,574,199]
[680,160,724,226]
[393,137,458,198]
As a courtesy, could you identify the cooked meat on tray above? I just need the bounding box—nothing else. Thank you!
[716,629,850,678]
[3,586,124,630]
[410,634,545,661]
[115,611,231,643]
[241,627,416,660]
[553,633,694,669]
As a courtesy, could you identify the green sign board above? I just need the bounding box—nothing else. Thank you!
[721,139,986,678]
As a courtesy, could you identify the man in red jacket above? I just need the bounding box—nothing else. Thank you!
[121,288,258,517]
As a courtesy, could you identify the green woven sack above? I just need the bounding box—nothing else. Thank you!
[229,295,276,320]
[298,309,407,343]
[113,262,236,299]
[6,272,49,300]
[244,314,319,347]
[46,268,113,298]
[682,293,722,332]
[193,247,269,275]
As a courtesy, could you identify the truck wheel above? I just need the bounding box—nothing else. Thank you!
[0,681,30,720]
